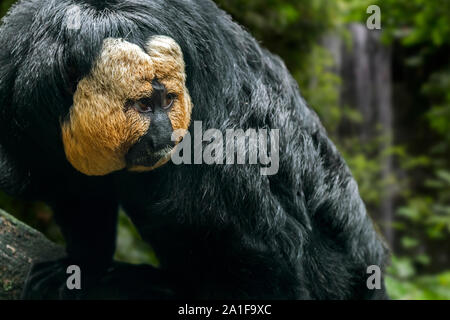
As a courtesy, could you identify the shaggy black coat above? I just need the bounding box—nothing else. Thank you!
[0,0,389,299]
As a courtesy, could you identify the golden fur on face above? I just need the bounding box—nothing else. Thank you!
[61,36,192,176]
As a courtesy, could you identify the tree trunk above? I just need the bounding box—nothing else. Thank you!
[0,209,65,300]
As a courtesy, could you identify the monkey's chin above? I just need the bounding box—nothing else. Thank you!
[127,148,174,173]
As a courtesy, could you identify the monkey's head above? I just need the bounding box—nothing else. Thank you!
[61,36,192,176]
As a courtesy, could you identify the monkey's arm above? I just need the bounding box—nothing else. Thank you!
[21,190,119,299]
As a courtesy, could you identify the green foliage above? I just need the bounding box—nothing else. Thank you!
[296,45,342,135]
[397,175,450,241]
[377,0,450,47]
[0,0,15,19]
[341,0,450,47]
[341,134,398,209]
[386,256,450,300]
[214,0,337,72]
[424,68,450,149]
[114,211,159,267]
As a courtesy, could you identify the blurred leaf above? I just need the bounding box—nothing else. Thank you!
[401,236,419,249]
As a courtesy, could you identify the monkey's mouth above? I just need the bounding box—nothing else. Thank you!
[126,146,173,171]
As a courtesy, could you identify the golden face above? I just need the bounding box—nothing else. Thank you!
[61,36,192,176]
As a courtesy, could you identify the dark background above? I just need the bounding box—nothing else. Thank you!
[0,0,449,299]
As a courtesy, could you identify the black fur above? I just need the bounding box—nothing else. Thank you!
[0,0,389,299]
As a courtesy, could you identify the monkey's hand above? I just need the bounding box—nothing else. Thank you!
[21,259,177,300]
[21,258,105,300]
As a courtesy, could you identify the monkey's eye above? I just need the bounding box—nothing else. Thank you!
[129,99,152,113]
[164,93,177,110]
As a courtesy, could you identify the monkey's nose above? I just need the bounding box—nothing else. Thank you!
[146,111,175,151]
